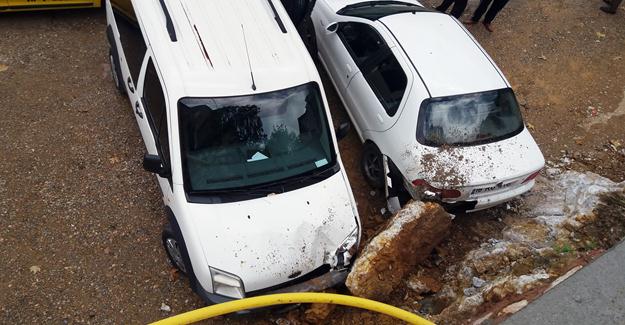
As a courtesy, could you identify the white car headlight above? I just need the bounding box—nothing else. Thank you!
[210,267,245,299]
[333,227,360,269]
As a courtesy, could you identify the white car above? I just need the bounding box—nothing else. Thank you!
[310,0,545,212]
[105,0,360,303]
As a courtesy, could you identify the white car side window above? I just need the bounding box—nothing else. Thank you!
[337,22,408,117]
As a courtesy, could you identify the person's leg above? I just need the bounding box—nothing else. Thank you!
[450,0,468,18]
[469,0,494,22]
[436,0,455,12]
[600,0,620,13]
[610,0,622,11]
[483,0,510,24]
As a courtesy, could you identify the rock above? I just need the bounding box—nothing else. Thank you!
[304,303,335,323]
[464,287,479,297]
[458,294,484,312]
[472,277,486,288]
[406,274,442,294]
[545,168,561,177]
[548,265,582,291]
[500,300,528,315]
[0,64,7,72]
[159,303,171,312]
[346,201,452,301]
[275,318,291,325]
[472,312,493,325]
[512,271,550,293]
[29,266,41,274]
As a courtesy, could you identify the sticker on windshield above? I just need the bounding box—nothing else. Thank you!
[315,158,328,168]
[247,152,269,162]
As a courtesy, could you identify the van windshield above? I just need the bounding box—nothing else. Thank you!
[417,88,524,147]
[178,82,336,193]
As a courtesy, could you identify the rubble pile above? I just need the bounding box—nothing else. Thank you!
[346,201,452,301]
[420,171,625,323]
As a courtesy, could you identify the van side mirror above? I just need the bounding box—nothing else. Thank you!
[326,22,338,33]
[143,154,170,178]
[336,122,351,141]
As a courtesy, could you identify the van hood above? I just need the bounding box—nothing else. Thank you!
[402,128,545,189]
[184,172,359,292]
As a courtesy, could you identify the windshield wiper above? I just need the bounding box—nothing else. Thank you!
[286,164,339,184]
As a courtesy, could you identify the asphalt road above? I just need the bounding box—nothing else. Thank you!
[504,240,625,325]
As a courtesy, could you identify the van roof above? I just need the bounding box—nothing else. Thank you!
[132,0,318,97]
[380,12,508,98]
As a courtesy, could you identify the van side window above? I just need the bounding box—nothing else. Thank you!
[363,52,407,116]
[143,59,171,182]
[113,8,146,83]
[337,22,386,68]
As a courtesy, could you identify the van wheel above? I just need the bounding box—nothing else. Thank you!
[361,142,385,189]
[162,222,189,275]
[108,48,125,95]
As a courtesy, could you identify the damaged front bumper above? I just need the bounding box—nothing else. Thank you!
[194,266,349,306]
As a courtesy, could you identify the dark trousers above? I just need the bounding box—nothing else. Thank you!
[606,0,623,11]
[471,0,510,24]
[436,0,468,18]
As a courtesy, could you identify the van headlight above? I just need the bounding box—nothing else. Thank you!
[210,267,245,299]
[333,227,360,269]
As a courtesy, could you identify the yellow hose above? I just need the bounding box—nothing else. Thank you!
[150,292,434,325]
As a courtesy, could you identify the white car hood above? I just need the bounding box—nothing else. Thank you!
[184,172,358,292]
[402,129,545,188]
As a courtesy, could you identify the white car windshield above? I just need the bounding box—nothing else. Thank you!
[178,82,336,192]
[417,88,524,147]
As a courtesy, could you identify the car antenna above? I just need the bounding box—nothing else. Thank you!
[241,24,257,91]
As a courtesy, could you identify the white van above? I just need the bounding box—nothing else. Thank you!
[105,0,360,303]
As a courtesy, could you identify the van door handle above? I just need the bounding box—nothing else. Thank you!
[135,101,143,119]
[127,77,135,93]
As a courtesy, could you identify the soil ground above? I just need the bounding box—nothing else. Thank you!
[1,1,624,324]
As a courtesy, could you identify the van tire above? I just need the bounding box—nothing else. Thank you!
[361,142,385,189]
[162,221,190,275]
[109,48,125,95]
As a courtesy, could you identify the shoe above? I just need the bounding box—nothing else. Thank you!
[483,22,494,32]
[600,5,617,14]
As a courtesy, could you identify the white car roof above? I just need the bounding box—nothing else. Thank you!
[380,12,508,97]
[132,0,317,97]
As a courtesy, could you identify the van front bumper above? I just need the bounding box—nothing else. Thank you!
[194,266,348,305]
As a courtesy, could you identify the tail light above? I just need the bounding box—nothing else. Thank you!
[412,179,462,199]
[522,169,541,184]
